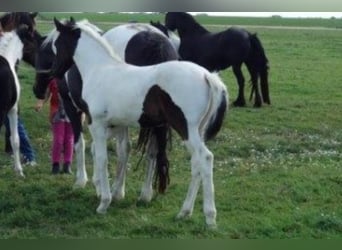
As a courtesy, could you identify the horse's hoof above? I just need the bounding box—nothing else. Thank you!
[233,100,246,107]
[15,169,25,178]
[112,191,125,201]
[73,181,87,189]
[206,222,217,230]
[96,205,108,214]
[176,210,192,220]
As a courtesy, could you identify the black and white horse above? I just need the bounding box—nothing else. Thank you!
[50,18,228,228]
[33,21,179,202]
[0,26,36,176]
[162,12,270,107]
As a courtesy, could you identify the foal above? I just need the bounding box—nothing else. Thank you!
[0,26,36,176]
[51,18,228,228]
[33,21,179,202]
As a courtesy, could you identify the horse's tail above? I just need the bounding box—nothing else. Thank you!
[249,34,270,104]
[136,125,172,194]
[201,73,228,141]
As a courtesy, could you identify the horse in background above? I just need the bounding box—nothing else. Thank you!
[50,18,228,228]
[163,12,270,107]
[33,20,179,202]
[0,12,38,34]
[0,26,37,177]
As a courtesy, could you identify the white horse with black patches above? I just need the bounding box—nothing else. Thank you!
[0,26,35,176]
[35,20,179,202]
[50,18,228,228]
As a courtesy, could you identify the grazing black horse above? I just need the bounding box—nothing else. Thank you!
[163,12,270,107]
[33,21,179,195]
[0,12,37,34]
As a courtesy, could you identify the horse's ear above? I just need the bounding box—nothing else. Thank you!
[54,17,65,32]
[70,16,76,24]
[30,12,38,19]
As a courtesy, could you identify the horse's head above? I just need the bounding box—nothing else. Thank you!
[165,12,193,31]
[33,33,56,99]
[16,24,38,67]
[165,12,206,37]
[0,12,37,34]
[51,17,80,79]
[150,20,180,52]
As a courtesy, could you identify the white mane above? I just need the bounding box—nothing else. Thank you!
[45,19,123,63]
[74,20,123,62]
[0,30,23,63]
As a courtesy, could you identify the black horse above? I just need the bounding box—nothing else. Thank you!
[33,20,178,194]
[163,12,270,107]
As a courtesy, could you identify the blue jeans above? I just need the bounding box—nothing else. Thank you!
[4,116,36,161]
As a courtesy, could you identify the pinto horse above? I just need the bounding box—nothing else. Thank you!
[50,18,228,228]
[164,12,270,107]
[0,26,37,176]
[0,12,38,67]
[33,21,179,202]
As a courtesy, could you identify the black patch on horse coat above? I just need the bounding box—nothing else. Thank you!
[125,30,178,66]
[0,56,17,127]
[139,85,188,140]
[138,84,188,193]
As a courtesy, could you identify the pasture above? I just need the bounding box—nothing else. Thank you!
[0,13,341,239]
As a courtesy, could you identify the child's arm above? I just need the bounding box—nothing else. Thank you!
[34,88,51,112]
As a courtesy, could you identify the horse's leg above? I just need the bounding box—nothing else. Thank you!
[88,123,112,213]
[73,132,88,188]
[111,126,130,201]
[246,63,262,107]
[138,132,157,203]
[90,140,102,197]
[232,64,246,107]
[177,129,216,228]
[7,109,24,177]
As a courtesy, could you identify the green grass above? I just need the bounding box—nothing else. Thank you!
[0,13,341,239]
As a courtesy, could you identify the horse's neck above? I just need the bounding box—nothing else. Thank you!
[178,19,208,38]
[74,31,121,79]
[0,33,22,66]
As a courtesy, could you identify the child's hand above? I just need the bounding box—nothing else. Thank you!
[35,99,44,112]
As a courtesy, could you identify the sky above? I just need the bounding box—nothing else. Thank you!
[189,12,342,18]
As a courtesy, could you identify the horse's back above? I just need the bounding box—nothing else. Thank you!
[103,23,166,59]
[125,30,178,65]
[179,26,252,71]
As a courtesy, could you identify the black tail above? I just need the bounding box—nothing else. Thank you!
[205,91,228,141]
[136,125,171,194]
[249,34,270,104]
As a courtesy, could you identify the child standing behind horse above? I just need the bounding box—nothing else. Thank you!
[35,78,74,174]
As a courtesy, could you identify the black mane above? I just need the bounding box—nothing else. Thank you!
[165,12,208,36]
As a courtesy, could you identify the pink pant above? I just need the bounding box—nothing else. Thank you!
[51,121,74,164]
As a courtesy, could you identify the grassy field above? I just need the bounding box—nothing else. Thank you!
[0,13,341,239]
